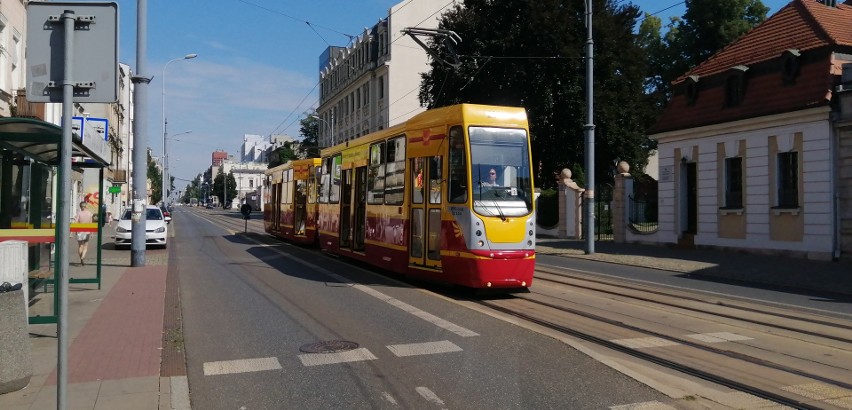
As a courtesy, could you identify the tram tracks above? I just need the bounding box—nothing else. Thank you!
[470,265,852,409]
[179,209,852,407]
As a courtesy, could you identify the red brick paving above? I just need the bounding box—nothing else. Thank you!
[46,265,167,384]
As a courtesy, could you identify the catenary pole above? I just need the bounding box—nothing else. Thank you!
[57,10,76,409]
[584,0,596,254]
[131,0,149,266]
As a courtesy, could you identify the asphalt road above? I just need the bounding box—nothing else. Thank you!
[170,208,670,409]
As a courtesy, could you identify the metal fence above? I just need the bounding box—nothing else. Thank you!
[628,194,658,234]
[594,184,614,241]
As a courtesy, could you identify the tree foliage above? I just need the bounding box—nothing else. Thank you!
[299,115,321,158]
[640,0,768,105]
[180,175,203,204]
[211,170,237,208]
[419,0,657,187]
[268,143,298,168]
[147,151,162,205]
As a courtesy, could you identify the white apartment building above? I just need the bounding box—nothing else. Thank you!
[241,134,271,162]
[0,1,25,118]
[316,0,455,147]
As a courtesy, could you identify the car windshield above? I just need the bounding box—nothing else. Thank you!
[120,209,162,220]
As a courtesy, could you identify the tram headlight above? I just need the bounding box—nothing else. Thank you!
[528,230,533,236]
[527,240,532,246]
[476,230,482,236]
[478,240,485,247]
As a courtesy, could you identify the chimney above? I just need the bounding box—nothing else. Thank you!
[820,0,838,7]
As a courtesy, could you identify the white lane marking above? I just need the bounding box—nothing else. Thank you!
[298,348,378,367]
[387,341,463,357]
[203,357,282,376]
[686,332,753,343]
[610,337,679,349]
[243,235,480,338]
[415,387,448,409]
[381,392,398,405]
[610,401,676,409]
[353,284,479,337]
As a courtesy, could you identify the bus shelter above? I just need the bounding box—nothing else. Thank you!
[0,117,110,324]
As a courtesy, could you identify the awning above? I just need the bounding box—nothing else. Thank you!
[0,117,109,167]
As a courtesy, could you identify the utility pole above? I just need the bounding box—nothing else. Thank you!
[583,0,596,255]
[131,0,150,266]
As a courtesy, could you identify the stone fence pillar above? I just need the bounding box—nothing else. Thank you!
[613,161,633,243]
[557,169,584,239]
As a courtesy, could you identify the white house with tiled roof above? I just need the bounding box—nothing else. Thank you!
[647,0,852,260]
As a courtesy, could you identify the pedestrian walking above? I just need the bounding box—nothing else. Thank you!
[74,202,94,265]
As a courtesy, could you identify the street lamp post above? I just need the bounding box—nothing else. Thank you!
[310,112,334,147]
[162,53,197,209]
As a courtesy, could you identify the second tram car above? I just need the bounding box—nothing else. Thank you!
[264,158,322,245]
[265,104,535,289]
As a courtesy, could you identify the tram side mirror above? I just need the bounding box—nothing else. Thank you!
[241,204,252,220]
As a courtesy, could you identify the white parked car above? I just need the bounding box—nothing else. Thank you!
[115,205,168,248]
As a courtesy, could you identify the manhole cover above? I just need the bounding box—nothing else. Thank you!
[299,340,360,353]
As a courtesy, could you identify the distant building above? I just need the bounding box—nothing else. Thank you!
[315,0,454,147]
[241,134,273,162]
[212,150,228,167]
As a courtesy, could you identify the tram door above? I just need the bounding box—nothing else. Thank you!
[409,156,443,269]
[273,182,281,232]
[294,179,307,236]
[352,166,367,252]
[339,169,352,248]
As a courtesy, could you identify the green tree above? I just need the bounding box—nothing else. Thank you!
[211,169,238,208]
[419,0,656,187]
[180,175,203,204]
[299,115,320,158]
[268,142,298,168]
[147,150,163,205]
[640,0,768,105]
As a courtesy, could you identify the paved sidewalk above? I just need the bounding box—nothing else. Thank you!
[0,227,184,410]
[537,238,852,297]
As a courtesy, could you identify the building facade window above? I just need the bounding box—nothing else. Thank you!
[724,157,743,208]
[777,151,798,208]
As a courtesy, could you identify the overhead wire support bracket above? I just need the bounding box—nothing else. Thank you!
[401,27,462,69]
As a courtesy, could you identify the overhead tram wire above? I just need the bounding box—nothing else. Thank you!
[235,0,354,42]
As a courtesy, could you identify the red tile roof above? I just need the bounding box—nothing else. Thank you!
[650,0,852,135]
[678,0,852,82]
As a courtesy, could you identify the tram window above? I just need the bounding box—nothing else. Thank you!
[319,158,331,204]
[385,136,405,205]
[429,156,441,204]
[469,126,533,214]
[329,154,342,204]
[368,142,385,204]
[308,166,318,204]
[448,126,467,203]
[412,157,425,204]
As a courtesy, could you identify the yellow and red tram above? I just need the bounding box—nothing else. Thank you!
[265,104,536,289]
[264,158,322,245]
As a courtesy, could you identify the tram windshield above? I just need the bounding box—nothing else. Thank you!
[469,126,532,217]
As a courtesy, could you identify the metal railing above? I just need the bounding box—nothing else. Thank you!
[628,194,658,234]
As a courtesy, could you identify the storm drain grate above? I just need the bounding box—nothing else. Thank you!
[299,340,360,354]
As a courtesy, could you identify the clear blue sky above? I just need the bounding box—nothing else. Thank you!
[111,0,789,188]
